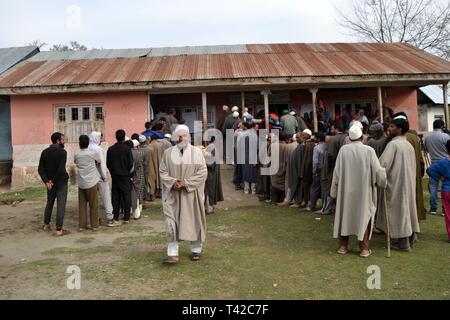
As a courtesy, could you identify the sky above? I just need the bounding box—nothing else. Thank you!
[0,0,355,50]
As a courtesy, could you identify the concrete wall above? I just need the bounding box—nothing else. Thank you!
[10,91,148,188]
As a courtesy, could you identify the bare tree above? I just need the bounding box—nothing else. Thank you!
[337,0,450,59]
[27,40,48,50]
[50,41,88,52]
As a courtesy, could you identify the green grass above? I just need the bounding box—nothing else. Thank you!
[12,179,450,299]
[0,187,47,205]
[21,203,449,300]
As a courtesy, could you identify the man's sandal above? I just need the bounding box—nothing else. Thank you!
[191,253,202,262]
[360,250,372,258]
[163,256,180,265]
[337,247,349,255]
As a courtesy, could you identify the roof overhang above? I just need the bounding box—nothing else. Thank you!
[1,74,449,96]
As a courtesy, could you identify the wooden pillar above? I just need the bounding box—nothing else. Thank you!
[262,90,270,131]
[377,87,383,123]
[444,82,449,127]
[309,88,319,132]
[241,92,246,111]
[202,92,208,132]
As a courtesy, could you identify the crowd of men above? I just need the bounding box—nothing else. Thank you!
[37,105,450,262]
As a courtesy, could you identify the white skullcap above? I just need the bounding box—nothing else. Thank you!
[165,133,172,139]
[303,129,312,136]
[233,111,239,118]
[223,105,229,111]
[290,111,296,116]
[174,124,190,135]
[349,125,363,141]
[232,106,239,112]
[350,121,363,130]
[394,115,408,121]
[132,139,140,148]
[139,135,147,143]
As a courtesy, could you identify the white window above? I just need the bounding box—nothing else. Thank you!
[54,104,105,143]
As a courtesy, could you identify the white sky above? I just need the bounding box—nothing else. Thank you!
[0,0,355,49]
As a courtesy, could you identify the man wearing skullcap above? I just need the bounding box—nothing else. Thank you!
[331,125,386,257]
[391,112,426,221]
[159,125,208,264]
[377,116,421,252]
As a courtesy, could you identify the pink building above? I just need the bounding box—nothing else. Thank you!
[0,42,449,188]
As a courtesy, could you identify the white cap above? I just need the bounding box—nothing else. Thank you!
[290,111,296,116]
[233,111,239,118]
[350,120,363,130]
[165,133,172,139]
[232,106,239,112]
[349,125,363,141]
[132,139,140,148]
[303,129,312,136]
[223,105,229,111]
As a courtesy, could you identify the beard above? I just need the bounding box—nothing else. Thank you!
[177,141,189,150]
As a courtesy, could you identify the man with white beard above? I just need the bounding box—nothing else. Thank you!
[159,125,208,264]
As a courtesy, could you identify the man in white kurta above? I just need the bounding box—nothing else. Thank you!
[159,125,208,264]
[331,125,387,257]
[377,116,420,252]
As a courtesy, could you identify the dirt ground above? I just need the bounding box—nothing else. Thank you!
[0,167,261,299]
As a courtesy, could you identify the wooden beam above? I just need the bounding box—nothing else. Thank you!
[309,88,319,132]
[444,82,449,127]
[202,92,208,133]
[377,87,383,123]
[261,90,270,131]
[241,91,246,111]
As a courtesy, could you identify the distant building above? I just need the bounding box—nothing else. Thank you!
[0,46,39,185]
[418,85,450,132]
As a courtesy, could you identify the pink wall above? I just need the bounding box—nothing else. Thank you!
[11,91,148,146]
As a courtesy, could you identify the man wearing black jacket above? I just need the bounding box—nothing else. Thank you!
[107,130,134,226]
[38,132,69,236]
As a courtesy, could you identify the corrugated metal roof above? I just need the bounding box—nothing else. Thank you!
[28,48,152,61]
[419,85,450,104]
[1,42,450,91]
[147,44,248,57]
[0,46,39,75]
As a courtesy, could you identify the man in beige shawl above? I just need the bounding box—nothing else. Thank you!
[159,125,208,264]
[331,125,387,258]
[377,116,420,252]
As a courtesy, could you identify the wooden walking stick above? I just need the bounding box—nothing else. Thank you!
[383,191,391,258]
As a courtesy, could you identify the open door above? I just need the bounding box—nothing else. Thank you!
[0,96,12,185]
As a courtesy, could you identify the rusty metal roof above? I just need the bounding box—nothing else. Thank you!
[1,42,450,92]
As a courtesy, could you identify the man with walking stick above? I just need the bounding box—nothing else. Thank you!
[377,115,421,253]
